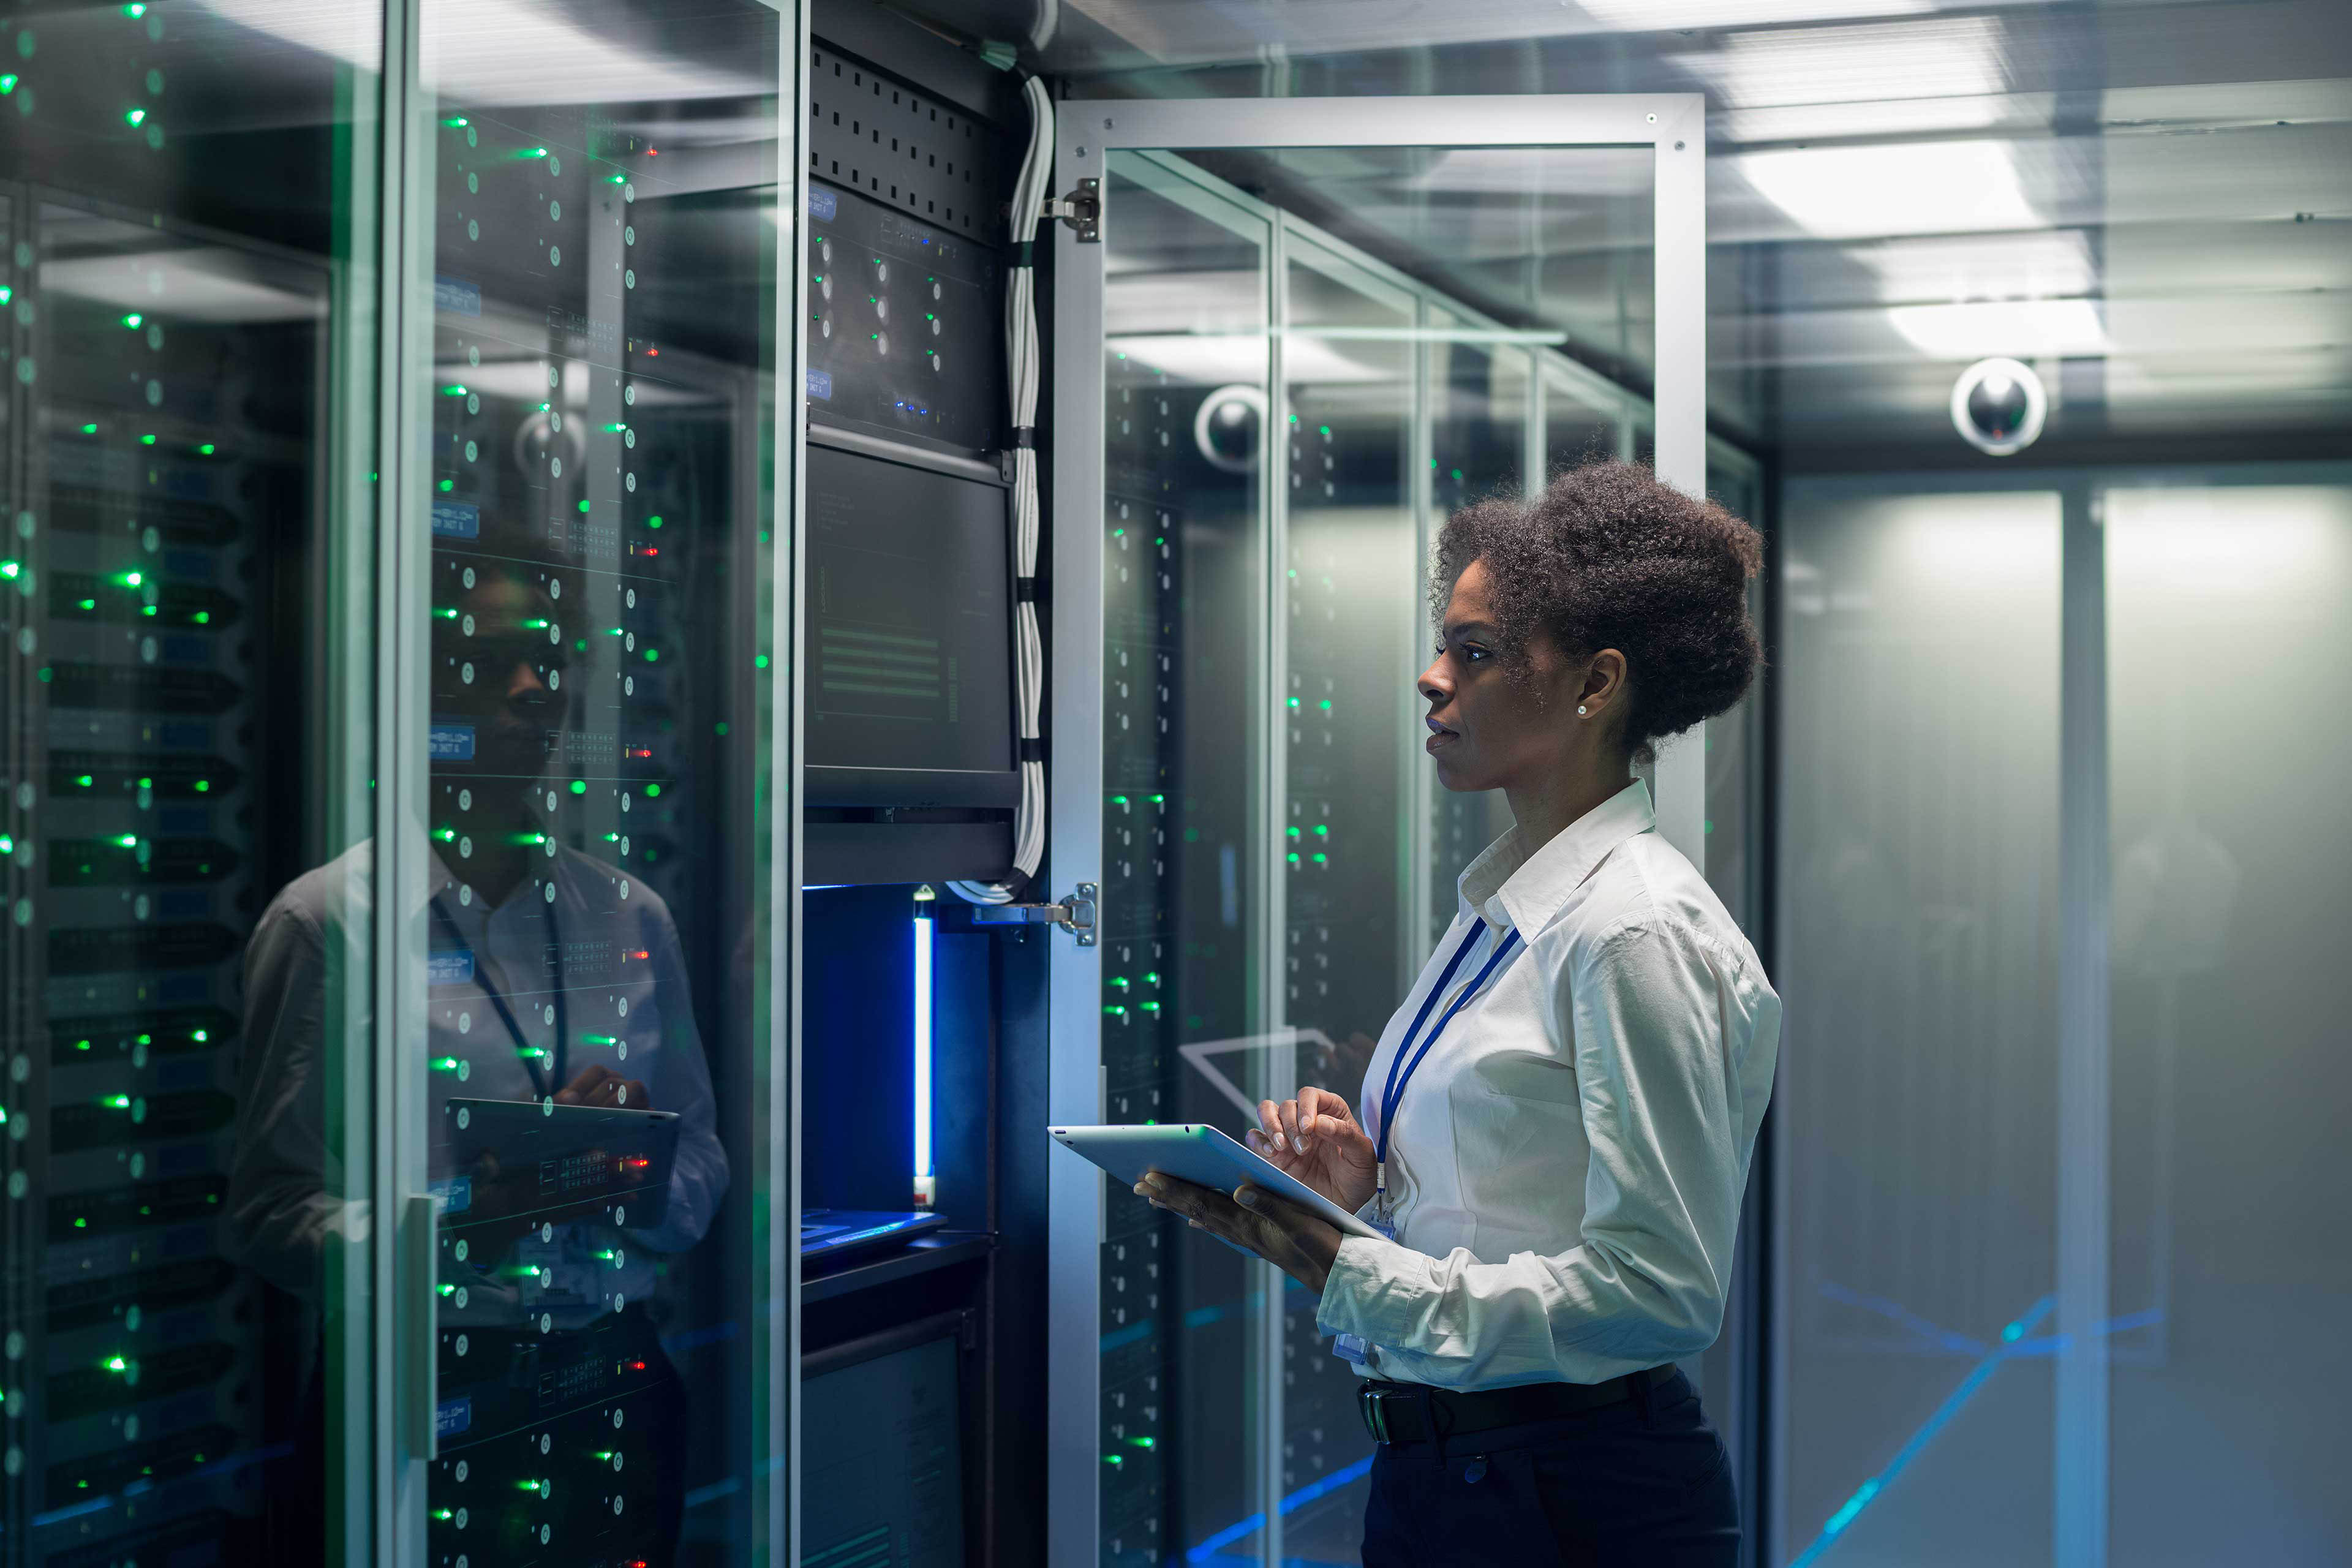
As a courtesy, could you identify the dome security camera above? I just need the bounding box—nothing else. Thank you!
[1193,384,1268,475]
[1950,357,2047,457]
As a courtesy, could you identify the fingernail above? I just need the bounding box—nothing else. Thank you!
[1132,1182,1147,1196]
[1273,1133,1286,1151]
[1297,1139,1311,1153]
[1235,1187,1258,1208]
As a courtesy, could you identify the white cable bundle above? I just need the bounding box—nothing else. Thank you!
[951,74,1053,905]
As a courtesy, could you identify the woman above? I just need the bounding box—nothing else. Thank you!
[1136,462,1780,1566]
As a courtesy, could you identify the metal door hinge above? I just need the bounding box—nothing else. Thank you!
[970,881,1098,943]
[1045,178,1101,243]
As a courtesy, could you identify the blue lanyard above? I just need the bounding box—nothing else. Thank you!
[430,895,566,1100]
[1373,920,1520,1222]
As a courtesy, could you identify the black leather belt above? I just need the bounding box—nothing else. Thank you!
[1357,1365,1678,1446]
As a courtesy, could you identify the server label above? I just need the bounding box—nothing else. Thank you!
[436,1396,473,1439]
[432,501,480,540]
[805,369,833,401]
[808,185,839,221]
[428,949,475,986]
[429,723,476,761]
[434,276,483,317]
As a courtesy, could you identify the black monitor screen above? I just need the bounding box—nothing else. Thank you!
[800,1330,967,1568]
[805,443,1014,802]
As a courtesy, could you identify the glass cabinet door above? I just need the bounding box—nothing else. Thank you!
[1262,233,1419,1562]
[0,5,387,1562]
[400,4,790,1562]
[1093,151,1272,1568]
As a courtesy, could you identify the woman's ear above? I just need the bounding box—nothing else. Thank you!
[1577,649,1629,718]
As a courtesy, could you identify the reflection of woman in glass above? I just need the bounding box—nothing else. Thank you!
[230,529,725,1566]
[1138,463,1778,1565]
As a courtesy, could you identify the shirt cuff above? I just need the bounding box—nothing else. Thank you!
[1316,1232,1408,1344]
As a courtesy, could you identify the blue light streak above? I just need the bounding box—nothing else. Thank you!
[1185,1455,1378,1563]
[1789,1293,2056,1568]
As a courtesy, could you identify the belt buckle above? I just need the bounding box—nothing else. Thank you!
[1358,1384,1392,1445]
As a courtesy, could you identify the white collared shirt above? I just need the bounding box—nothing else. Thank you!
[1315,779,1780,1389]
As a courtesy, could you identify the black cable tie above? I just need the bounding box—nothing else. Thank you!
[1017,737,1047,763]
[1013,576,1038,604]
[1008,239,1035,268]
[1008,427,1037,450]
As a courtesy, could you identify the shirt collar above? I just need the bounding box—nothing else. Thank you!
[1457,778,1656,937]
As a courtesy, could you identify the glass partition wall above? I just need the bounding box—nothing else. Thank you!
[1058,102,1736,1565]
[1773,469,2352,1568]
[0,2,802,1562]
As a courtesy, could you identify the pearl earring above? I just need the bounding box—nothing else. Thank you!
[1577,704,1588,716]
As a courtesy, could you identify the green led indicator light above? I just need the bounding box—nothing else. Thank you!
[194,780,210,792]
[114,834,139,848]
[643,648,658,662]
[431,1056,459,1071]
[124,107,146,127]
[0,75,16,96]
[78,598,96,610]
[0,561,16,579]
[1286,697,1298,708]
[583,1033,618,1046]
[81,423,97,434]
[570,779,587,794]
[437,478,454,492]
[105,1355,129,1372]
[1313,824,1329,837]
[140,433,156,445]
[198,443,215,455]
[644,783,661,797]
[521,146,549,159]
[123,3,147,15]
[442,115,468,127]
[1319,699,1332,711]
[1319,425,1332,437]
[104,1095,131,1109]
[1286,852,1300,864]
[754,654,770,669]
[442,383,468,396]
[1312,853,1328,864]
[647,515,663,529]
[121,312,143,328]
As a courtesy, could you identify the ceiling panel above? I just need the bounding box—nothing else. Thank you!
[1044,0,2352,456]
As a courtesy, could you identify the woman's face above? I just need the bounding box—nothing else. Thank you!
[1417,558,1580,794]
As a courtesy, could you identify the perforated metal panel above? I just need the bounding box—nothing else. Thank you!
[807,45,1009,246]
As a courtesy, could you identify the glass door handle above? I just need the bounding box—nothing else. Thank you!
[405,1193,438,1460]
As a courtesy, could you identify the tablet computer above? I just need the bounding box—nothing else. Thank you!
[1049,1123,1384,1241]
[436,1097,679,1233]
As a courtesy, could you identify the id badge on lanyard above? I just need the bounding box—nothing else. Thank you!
[1330,919,1520,1368]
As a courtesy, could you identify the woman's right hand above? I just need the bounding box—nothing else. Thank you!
[1246,1086,1377,1215]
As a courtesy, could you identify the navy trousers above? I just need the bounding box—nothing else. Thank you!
[1359,1367,1739,1567]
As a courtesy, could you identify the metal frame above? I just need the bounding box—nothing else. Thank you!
[1050,93,1711,1567]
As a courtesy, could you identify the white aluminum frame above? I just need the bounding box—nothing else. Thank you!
[1049,94,1709,1568]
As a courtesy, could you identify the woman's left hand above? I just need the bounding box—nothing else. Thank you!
[1133,1173,1343,1295]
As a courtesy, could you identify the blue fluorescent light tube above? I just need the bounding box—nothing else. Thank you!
[913,912,933,1184]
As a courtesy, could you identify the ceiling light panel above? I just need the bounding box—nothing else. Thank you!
[1673,17,2011,108]
[1736,140,2038,239]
